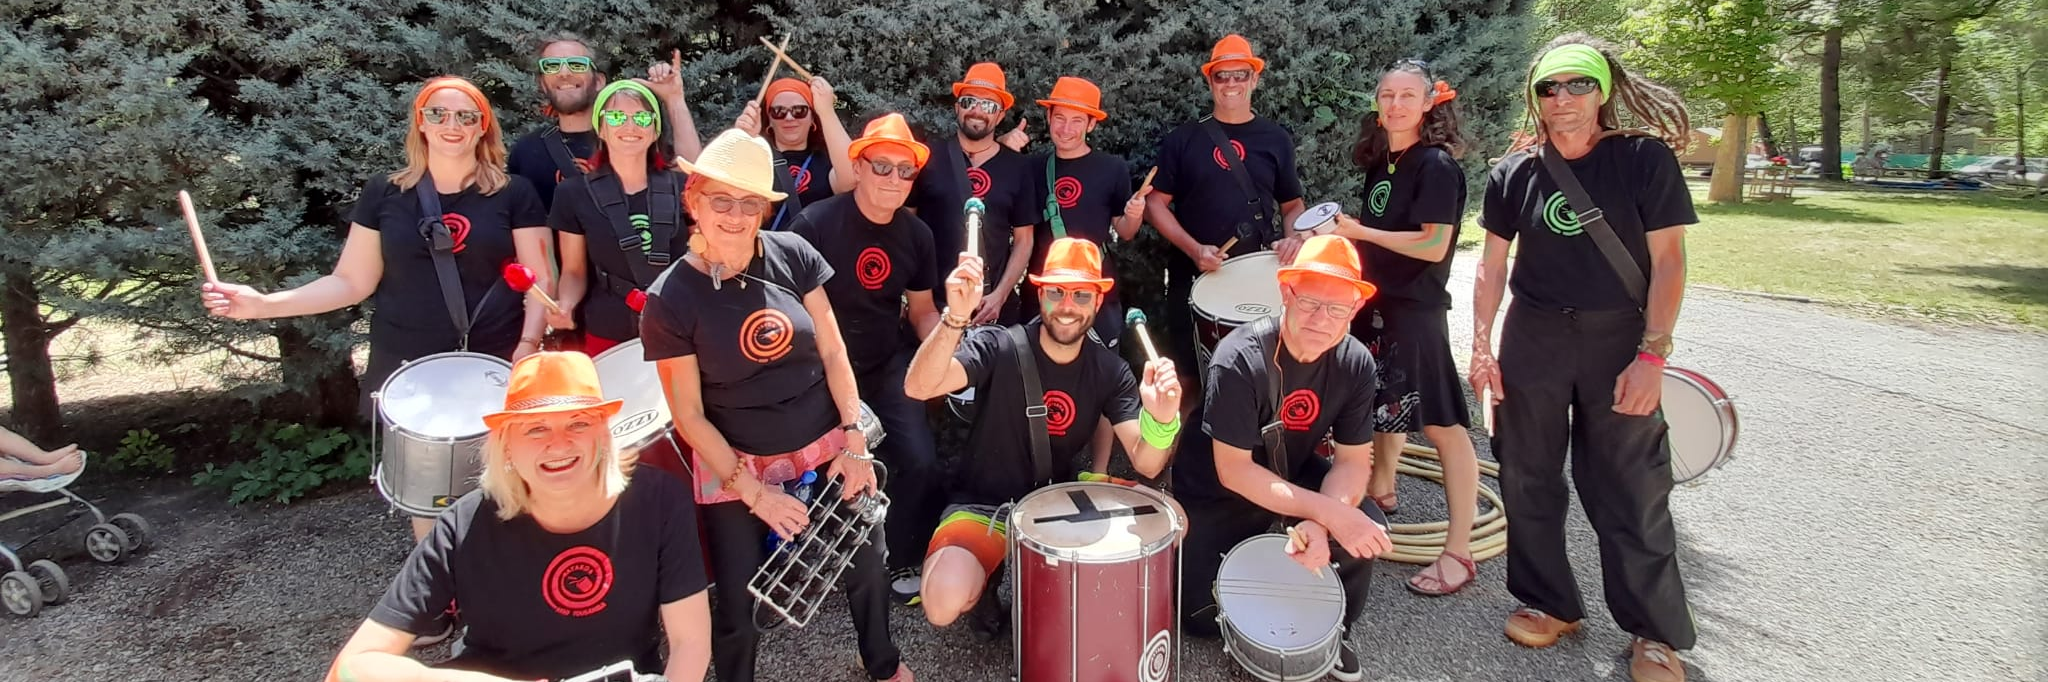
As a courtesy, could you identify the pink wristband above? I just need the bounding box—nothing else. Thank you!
[1637,351,1667,367]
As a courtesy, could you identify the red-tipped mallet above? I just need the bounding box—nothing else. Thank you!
[177,191,220,284]
[501,263,562,315]
[626,289,648,314]
[1124,307,1160,362]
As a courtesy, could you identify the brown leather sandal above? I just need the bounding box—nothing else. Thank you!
[1406,552,1476,596]
[1505,607,1581,648]
[1629,639,1686,682]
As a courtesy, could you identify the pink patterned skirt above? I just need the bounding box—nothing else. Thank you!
[689,428,846,505]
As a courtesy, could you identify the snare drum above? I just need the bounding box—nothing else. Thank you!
[373,352,512,517]
[1291,202,1342,236]
[1215,534,1346,682]
[1190,252,1283,368]
[591,339,687,479]
[1662,366,1739,484]
[1012,482,1183,682]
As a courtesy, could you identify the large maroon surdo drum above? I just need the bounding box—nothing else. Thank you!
[1011,481,1185,682]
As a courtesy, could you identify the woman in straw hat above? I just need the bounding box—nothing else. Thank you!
[640,129,911,682]
[323,351,712,682]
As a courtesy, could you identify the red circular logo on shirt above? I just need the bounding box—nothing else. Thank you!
[967,167,992,198]
[1054,176,1083,209]
[740,308,796,364]
[1211,140,1248,171]
[856,247,892,290]
[1280,388,1321,432]
[1044,390,1077,437]
[441,213,472,255]
[541,546,614,617]
[790,165,813,194]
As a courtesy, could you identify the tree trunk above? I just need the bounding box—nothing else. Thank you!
[1756,113,1778,157]
[1928,43,1954,178]
[1,262,63,442]
[1708,113,1749,203]
[273,321,360,427]
[2017,66,2028,178]
[1820,26,1844,181]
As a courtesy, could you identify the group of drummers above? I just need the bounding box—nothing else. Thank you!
[199,27,1701,682]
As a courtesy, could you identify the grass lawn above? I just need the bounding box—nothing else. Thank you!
[1685,183,2048,330]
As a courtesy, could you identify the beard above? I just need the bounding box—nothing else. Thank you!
[546,82,599,116]
[1044,312,1094,346]
[958,115,994,141]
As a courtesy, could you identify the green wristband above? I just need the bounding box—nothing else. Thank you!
[1140,410,1180,449]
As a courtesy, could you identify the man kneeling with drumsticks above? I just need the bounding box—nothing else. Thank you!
[903,237,1183,634]
[1172,235,1393,682]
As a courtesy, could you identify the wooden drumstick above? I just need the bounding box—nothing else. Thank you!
[1285,525,1324,578]
[756,36,816,81]
[754,36,791,104]
[1136,166,1157,195]
[1125,308,1159,362]
[963,197,986,264]
[177,191,219,284]
[1218,236,1239,254]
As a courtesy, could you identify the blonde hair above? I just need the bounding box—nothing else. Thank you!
[390,78,513,195]
[477,412,628,521]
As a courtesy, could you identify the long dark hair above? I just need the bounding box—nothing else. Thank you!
[1352,59,1467,171]
[1510,33,1691,154]
[761,92,829,155]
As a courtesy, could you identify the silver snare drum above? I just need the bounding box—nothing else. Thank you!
[592,339,674,459]
[373,352,511,517]
[1215,534,1346,682]
[1662,366,1739,484]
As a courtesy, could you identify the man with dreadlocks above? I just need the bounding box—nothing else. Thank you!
[1469,35,1697,682]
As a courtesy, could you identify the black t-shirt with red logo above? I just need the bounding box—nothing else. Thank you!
[950,322,1143,506]
[1174,319,1377,502]
[789,194,938,376]
[1479,136,1696,312]
[369,468,708,680]
[779,147,839,209]
[1357,145,1466,308]
[550,170,694,342]
[1151,116,1306,250]
[905,137,1041,290]
[639,231,839,454]
[509,127,599,211]
[349,173,547,361]
[1029,150,1132,282]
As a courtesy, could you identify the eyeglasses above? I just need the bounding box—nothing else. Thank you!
[1209,69,1253,85]
[1534,77,1601,99]
[769,105,812,120]
[1041,286,1098,307]
[600,110,658,128]
[537,57,594,75]
[419,107,483,127]
[863,157,919,180]
[956,96,1002,114]
[1290,294,1359,321]
[705,193,770,216]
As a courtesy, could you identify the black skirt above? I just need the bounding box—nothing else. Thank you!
[1352,301,1472,432]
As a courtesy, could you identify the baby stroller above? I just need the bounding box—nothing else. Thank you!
[1,453,154,617]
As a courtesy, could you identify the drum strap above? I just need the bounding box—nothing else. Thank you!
[766,154,805,232]
[1006,325,1054,484]
[1042,155,1067,239]
[540,126,587,180]
[583,167,682,284]
[1200,118,1273,256]
[1254,316,1292,481]
[414,172,471,350]
[1536,142,1649,308]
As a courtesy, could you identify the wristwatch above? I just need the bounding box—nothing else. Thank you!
[1639,334,1674,359]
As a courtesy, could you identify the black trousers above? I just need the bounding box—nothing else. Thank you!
[1494,303,1696,649]
[1177,450,1385,638]
[702,500,902,681]
[855,349,940,571]
[1163,258,1204,388]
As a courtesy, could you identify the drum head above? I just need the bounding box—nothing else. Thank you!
[1662,368,1733,483]
[1216,534,1343,650]
[593,339,671,450]
[378,353,512,440]
[1190,252,1283,325]
[1292,202,1342,234]
[1013,482,1182,563]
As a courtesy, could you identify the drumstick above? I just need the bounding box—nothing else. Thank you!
[177,191,219,284]
[963,197,986,263]
[1125,308,1159,362]
[756,36,816,81]
[501,263,563,315]
[1136,166,1157,195]
[1285,525,1324,578]
[754,36,791,104]
[1218,236,1239,254]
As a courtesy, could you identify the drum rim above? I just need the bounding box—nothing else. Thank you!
[1291,201,1342,232]
[1014,481,1185,562]
[1218,611,1342,681]
[1661,366,1738,482]
[1214,533,1344,623]
[376,351,513,439]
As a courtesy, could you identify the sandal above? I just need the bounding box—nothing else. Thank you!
[1505,607,1581,648]
[1369,491,1398,515]
[1406,551,1476,596]
[1629,638,1686,682]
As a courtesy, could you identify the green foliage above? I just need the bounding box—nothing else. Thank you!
[1623,0,1791,116]
[191,420,372,505]
[107,428,177,474]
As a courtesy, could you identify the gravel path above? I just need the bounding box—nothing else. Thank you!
[2,258,2042,682]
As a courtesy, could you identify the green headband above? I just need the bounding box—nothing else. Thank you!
[1530,44,1612,104]
[591,81,664,136]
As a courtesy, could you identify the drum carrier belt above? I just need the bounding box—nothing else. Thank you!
[414,172,471,351]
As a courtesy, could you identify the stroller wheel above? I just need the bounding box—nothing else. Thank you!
[109,513,153,552]
[84,524,130,564]
[27,560,70,605]
[1,571,43,617]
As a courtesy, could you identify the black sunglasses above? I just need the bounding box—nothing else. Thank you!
[769,105,812,120]
[864,157,918,180]
[1534,77,1601,98]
